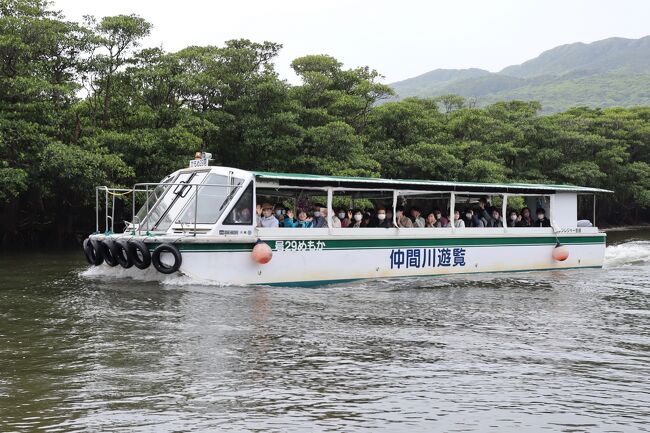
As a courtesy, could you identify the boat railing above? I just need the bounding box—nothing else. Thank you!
[95,181,239,236]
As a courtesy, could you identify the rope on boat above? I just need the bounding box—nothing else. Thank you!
[106,189,134,197]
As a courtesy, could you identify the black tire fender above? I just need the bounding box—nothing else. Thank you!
[127,239,151,270]
[110,239,133,269]
[83,237,104,266]
[100,239,119,267]
[151,243,182,274]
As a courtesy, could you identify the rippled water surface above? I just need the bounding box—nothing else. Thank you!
[1,229,649,432]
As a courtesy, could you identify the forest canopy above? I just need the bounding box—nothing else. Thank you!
[1,0,649,245]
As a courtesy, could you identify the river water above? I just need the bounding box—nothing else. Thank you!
[1,229,649,432]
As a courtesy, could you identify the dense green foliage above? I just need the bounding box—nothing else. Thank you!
[1,1,649,245]
[391,36,650,113]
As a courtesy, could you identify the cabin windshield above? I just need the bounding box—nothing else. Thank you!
[176,173,244,226]
[134,174,174,224]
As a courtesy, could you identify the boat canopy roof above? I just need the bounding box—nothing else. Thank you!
[252,171,612,195]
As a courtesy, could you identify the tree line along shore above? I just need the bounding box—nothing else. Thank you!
[1,1,649,246]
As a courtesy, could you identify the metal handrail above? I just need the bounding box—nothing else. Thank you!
[96,182,240,236]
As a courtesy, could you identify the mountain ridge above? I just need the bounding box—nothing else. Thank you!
[389,36,650,113]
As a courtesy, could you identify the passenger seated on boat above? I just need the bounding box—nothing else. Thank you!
[349,209,365,228]
[433,209,448,227]
[337,208,350,228]
[487,209,504,227]
[478,198,493,225]
[311,204,326,228]
[372,206,392,228]
[507,210,519,227]
[233,206,253,224]
[280,209,295,227]
[469,208,485,227]
[425,212,437,227]
[533,208,551,227]
[311,204,341,228]
[362,211,372,227]
[453,210,465,228]
[258,203,279,228]
[274,204,286,225]
[410,206,425,227]
[517,207,533,227]
[396,205,413,228]
[256,204,262,226]
[284,209,312,228]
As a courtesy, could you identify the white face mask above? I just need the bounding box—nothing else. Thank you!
[435,213,441,219]
[313,211,321,218]
[354,214,363,221]
[537,214,544,220]
[275,210,282,216]
[377,213,386,220]
[338,212,346,219]
[465,213,472,219]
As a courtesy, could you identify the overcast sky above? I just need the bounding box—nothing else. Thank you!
[53,0,650,84]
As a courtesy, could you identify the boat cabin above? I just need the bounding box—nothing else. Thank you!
[96,157,610,239]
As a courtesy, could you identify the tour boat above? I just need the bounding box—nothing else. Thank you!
[83,154,610,286]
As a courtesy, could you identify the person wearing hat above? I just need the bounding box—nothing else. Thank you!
[533,208,551,227]
[258,203,279,228]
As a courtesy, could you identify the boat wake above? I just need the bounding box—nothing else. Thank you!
[79,265,228,286]
[604,241,650,268]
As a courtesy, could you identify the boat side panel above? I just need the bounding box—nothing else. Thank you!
[175,236,606,285]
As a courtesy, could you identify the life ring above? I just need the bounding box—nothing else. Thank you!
[110,239,133,269]
[151,243,182,274]
[127,239,151,269]
[83,237,104,265]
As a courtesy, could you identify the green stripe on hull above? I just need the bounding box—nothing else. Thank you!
[261,265,604,287]
[148,234,604,252]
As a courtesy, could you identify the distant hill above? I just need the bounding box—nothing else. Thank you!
[389,36,650,113]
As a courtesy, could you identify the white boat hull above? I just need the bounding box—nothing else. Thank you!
[91,230,606,286]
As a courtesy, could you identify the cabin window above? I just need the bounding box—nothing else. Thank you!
[223,183,254,225]
[177,173,243,225]
[396,192,452,228]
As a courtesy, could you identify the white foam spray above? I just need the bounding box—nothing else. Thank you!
[604,241,650,268]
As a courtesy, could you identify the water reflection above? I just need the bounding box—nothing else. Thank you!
[0,230,649,432]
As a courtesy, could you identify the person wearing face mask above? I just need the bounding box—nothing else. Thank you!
[432,208,448,227]
[337,208,350,228]
[311,204,326,228]
[507,210,519,227]
[467,208,485,227]
[453,209,465,228]
[274,204,286,225]
[533,208,551,227]
[396,205,413,228]
[517,207,533,227]
[348,209,365,228]
[373,206,392,228]
[312,204,341,228]
[258,203,279,228]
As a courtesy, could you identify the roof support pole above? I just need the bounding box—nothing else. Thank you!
[392,190,398,228]
[450,192,456,233]
[593,194,596,227]
[502,193,509,233]
[327,187,333,232]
